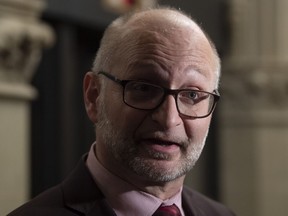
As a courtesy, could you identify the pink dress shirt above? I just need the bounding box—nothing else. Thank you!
[86,143,185,216]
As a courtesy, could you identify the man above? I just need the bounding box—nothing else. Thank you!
[9,7,235,216]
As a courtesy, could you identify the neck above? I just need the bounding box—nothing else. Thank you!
[140,178,185,200]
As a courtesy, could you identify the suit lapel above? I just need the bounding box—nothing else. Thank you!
[61,156,117,216]
[182,186,204,216]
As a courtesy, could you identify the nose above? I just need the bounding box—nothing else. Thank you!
[151,95,182,129]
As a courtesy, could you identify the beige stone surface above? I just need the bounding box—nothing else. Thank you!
[0,97,30,215]
[220,1,288,215]
[0,0,54,215]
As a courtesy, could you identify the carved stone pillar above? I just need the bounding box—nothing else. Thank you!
[220,0,288,215]
[0,0,54,214]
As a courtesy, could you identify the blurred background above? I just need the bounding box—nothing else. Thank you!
[1,0,288,215]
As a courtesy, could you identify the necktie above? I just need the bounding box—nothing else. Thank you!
[152,204,181,216]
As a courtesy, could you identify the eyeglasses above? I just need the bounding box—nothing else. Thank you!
[98,71,220,119]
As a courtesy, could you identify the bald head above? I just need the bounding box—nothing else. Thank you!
[92,7,220,88]
[123,8,203,34]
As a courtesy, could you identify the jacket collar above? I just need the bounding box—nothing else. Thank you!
[182,186,203,216]
[61,155,116,216]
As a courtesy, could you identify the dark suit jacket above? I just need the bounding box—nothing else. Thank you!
[8,157,235,216]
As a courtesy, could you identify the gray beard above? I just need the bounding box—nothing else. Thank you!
[96,102,207,183]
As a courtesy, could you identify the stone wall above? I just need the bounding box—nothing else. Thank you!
[220,0,288,215]
[0,0,54,214]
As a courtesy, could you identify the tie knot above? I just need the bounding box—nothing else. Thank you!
[152,204,181,216]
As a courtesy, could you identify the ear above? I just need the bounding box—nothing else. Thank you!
[83,72,101,123]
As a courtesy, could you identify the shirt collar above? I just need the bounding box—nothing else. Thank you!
[86,143,185,216]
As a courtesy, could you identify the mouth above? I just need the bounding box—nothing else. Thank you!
[140,138,181,153]
[146,138,180,146]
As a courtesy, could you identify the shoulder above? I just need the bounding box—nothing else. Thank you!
[8,157,85,216]
[182,186,236,216]
[7,185,72,216]
[7,156,109,216]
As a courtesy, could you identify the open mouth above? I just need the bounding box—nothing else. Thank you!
[141,138,181,153]
[149,139,179,146]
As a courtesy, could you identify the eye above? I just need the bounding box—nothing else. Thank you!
[182,90,199,99]
[129,82,155,93]
[179,90,205,104]
[187,91,199,99]
[125,81,163,101]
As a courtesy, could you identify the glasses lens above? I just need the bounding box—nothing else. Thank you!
[177,90,214,117]
[124,81,164,109]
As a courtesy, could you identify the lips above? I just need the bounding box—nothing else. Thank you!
[140,138,181,153]
[144,138,180,146]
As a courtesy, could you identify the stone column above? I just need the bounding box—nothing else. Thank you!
[0,0,54,214]
[220,0,288,215]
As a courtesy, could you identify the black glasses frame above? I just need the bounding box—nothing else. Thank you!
[98,71,220,119]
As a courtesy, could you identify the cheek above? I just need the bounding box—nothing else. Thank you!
[184,117,212,141]
[104,94,147,134]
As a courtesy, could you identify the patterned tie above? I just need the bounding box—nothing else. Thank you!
[152,204,181,216]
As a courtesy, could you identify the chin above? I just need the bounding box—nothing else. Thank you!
[128,156,195,183]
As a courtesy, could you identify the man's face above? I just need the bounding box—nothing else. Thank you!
[94,20,218,184]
